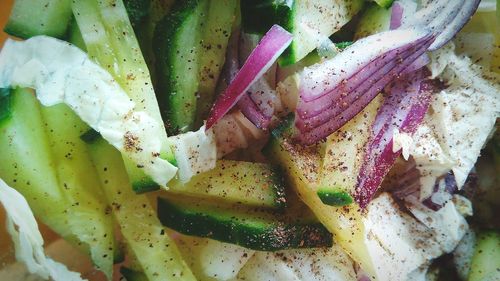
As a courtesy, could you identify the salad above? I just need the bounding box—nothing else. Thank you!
[0,0,499,280]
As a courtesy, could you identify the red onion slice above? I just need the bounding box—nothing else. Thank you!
[238,94,272,129]
[354,70,437,208]
[401,0,481,51]
[295,37,434,145]
[295,35,433,129]
[206,25,292,129]
[297,28,430,103]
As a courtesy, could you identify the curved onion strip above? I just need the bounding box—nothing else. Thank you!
[354,70,436,207]
[295,36,433,130]
[401,53,430,75]
[428,0,481,50]
[401,0,480,51]
[295,37,434,144]
[295,35,431,120]
[238,94,272,129]
[206,25,292,129]
[297,28,430,103]
[390,2,404,29]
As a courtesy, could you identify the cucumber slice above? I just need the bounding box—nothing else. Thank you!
[374,0,394,8]
[39,104,115,279]
[241,0,364,65]
[318,96,382,206]
[153,0,207,134]
[195,0,238,125]
[67,17,86,51]
[133,0,175,83]
[354,2,392,39]
[0,88,71,239]
[87,138,196,281]
[264,104,382,278]
[123,0,151,27]
[157,194,333,251]
[120,267,148,281]
[316,189,353,206]
[468,230,500,281]
[72,0,176,192]
[168,160,286,209]
[3,0,72,39]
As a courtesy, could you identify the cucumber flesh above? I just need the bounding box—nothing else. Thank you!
[0,88,71,239]
[354,2,392,39]
[72,0,176,192]
[468,230,500,281]
[120,267,148,281]
[168,160,286,209]
[318,96,382,206]
[39,104,115,279]
[264,112,379,278]
[87,138,196,281]
[195,0,238,125]
[374,0,395,8]
[154,0,207,134]
[316,189,353,206]
[241,0,364,65]
[4,0,72,39]
[67,17,86,51]
[157,193,333,251]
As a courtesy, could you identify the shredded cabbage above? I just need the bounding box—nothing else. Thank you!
[0,178,86,281]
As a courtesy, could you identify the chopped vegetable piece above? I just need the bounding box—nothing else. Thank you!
[72,0,177,191]
[87,138,196,281]
[3,0,72,39]
[206,24,292,129]
[157,194,333,251]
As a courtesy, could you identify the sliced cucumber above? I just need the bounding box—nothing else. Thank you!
[316,188,353,206]
[264,107,381,278]
[241,0,364,65]
[468,230,500,281]
[4,0,72,39]
[157,194,333,251]
[154,0,207,134]
[120,267,148,281]
[354,2,392,39]
[72,0,176,192]
[87,138,196,281]
[39,104,115,279]
[123,0,151,27]
[374,0,394,8]
[67,17,86,51]
[168,160,286,209]
[318,96,382,206]
[195,0,238,125]
[0,88,70,239]
[133,0,175,83]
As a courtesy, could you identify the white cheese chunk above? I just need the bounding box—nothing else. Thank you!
[0,36,177,186]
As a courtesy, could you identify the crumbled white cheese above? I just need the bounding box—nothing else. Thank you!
[0,179,85,281]
[169,125,217,183]
[0,36,177,186]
